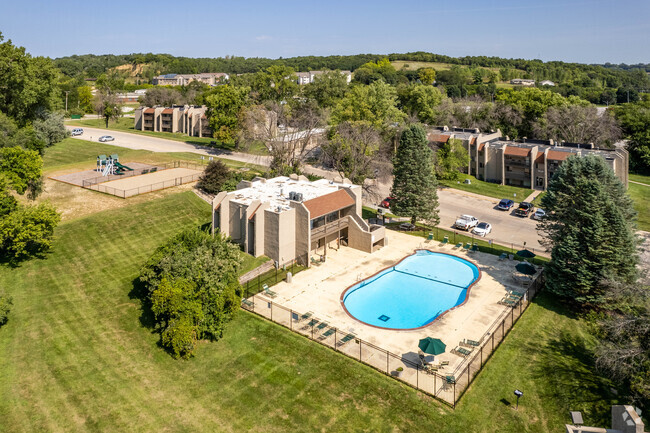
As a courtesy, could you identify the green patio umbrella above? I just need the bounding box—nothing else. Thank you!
[515,262,537,275]
[418,337,446,355]
[515,248,536,258]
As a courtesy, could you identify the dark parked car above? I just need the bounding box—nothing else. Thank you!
[497,199,514,211]
[515,202,534,217]
[380,197,394,209]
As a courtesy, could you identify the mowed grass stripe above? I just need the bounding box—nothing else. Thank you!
[0,192,212,431]
[0,190,622,432]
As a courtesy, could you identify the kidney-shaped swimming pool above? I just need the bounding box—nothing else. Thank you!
[340,250,480,330]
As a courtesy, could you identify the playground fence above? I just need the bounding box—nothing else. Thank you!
[82,161,206,198]
[81,161,206,188]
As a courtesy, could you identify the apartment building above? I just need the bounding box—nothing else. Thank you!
[134,105,212,137]
[429,127,629,190]
[295,70,353,85]
[510,78,536,86]
[152,73,229,86]
[211,176,386,265]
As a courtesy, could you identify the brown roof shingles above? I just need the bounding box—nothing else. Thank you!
[504,146,531,157]
[547,150,574,161]
[304,189,355,219]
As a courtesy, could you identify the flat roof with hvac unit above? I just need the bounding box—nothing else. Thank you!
[212,176,386,266]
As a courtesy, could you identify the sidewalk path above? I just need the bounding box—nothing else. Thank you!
[522,190,542,203]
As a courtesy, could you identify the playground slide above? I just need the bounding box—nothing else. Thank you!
[114,161,134,171]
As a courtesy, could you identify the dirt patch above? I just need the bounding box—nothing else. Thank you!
[32,178,198,222]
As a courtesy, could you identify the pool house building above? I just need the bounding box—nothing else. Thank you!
[212,176,386,266]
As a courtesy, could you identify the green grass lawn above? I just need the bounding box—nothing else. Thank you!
[44,138,267,175]
[439,174,534,202]
[67,117,269,155]
[628,174,650,231]
[0,190,620,432]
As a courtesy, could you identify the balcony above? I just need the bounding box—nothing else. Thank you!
[311,217,349,239]
[504,158,530,167]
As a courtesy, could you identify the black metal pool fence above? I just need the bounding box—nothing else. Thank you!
[240,267,544,408]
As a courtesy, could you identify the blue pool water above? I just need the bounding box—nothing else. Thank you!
[341,250,480,329]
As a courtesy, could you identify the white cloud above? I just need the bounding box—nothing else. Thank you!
[255,35,272,41]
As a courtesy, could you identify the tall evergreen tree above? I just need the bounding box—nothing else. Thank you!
[391,125,439,225]
[538,155,638,304]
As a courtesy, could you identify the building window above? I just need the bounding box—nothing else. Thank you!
[479,162,484,168]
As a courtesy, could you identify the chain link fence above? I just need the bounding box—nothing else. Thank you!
[82,161,206,198]
[240,268,544,408]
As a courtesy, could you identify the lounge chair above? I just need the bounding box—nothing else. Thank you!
[310,257,321,266]
[454,242,462,249]
[299,311,313,322]
[464,242,471,250]
[315,322,329,333]
[441,236,449,245]
[262,284,277,298]
[499,252,508,261]
[499,298,517,307]
[453,346,472,357]
[446,375,456,384]
[465,339,481,347]
[471,244,479,252]
[141,169,149,174]
[440,360,449,366]
[150,167,158,173]
[304,318,319,329]
[319,328,335,339]
[339,333,356,346]
[241,298,254,309]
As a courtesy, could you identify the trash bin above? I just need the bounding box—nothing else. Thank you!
[428,232,433,240]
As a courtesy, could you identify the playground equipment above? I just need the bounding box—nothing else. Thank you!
[96,154,133,176]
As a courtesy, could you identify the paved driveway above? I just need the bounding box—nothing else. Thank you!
[66,126,546,252]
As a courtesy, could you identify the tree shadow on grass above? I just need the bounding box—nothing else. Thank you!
[530,291,581,321]
[128,276,156,331]
[520,327,618,427]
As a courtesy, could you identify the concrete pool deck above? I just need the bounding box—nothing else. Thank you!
[256,230,537,374]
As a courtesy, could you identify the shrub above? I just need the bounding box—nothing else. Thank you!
[139,228,242,358]
[197,160,231,194]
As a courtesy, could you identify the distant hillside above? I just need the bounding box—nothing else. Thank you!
[53,51,650,93]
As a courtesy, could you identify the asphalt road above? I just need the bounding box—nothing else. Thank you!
[66,125,545,252]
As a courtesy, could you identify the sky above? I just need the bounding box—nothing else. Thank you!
[1,0,649,64]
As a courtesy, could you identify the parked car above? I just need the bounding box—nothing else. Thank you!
[98,135,115,142]
[472,222,492,237]
[70,128,83,136]
[380,197,394,209]
[532,208,546,220]
[514,202,534,217]
[497,199,514,211]
[454,215,479,231]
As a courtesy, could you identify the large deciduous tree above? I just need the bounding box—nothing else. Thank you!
[615,101,650,174]
[139,228,242,359]
[331,81,405,128]
[321,121,383,187]
[204,85,250,143]
[0,33,60,124]
[538,155,638,304]
[397,84,443,124]
[391,125,439,225]
[435,138,469,180]
[303,71,349,108]
[533,105,620,148]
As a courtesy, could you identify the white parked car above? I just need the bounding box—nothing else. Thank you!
[472,222,492,237]
[70,128,83,136]
[98,135,115,142]
[532,209,546,220]
[454,215,479,231]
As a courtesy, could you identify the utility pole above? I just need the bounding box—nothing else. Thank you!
[65,91,69,112]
